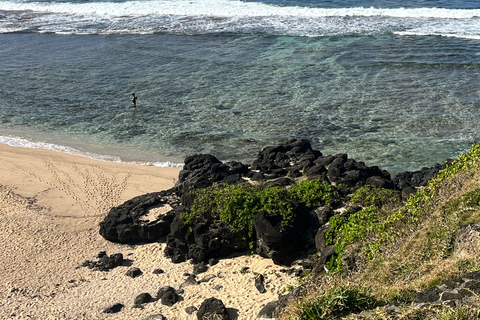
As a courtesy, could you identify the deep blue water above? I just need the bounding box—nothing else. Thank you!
[0,0,480,173]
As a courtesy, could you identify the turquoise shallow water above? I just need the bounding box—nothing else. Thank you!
[1,0,480,173]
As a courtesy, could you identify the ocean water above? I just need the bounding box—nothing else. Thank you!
[1,0,480,174]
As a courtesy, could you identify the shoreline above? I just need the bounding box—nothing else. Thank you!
[0,135,185,169]
[0,143,297,319]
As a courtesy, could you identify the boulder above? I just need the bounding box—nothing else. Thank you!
[126,267,143,278]
[165,215,250,265]
[134,293,152,305]
[177,154,247,194]
[251,139,321,173]
[254,204,317,266]
[197,297,230,320]
[99,190,179,244]
[157,286,180,306]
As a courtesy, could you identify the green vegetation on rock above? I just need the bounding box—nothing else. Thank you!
[182,178,339,238]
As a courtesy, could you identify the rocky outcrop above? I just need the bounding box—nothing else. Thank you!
[99,190,180,244]
[99,139,447,267]
[177,154,248,195]
[254,206,319,266]
[393,163,448,191]
[164,216,250,264]
[413,271,480,307]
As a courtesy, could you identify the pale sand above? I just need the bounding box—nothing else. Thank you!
[0,144,297,320]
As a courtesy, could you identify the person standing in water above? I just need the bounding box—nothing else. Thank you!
[131,93,138,108]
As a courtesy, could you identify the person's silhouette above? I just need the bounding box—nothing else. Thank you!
[131,93,138,108]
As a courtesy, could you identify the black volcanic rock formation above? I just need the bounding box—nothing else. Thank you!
[99,139,447,266]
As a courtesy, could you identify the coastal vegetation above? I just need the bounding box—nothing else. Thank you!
[282,143,480,319]
[182,179,339,239]
[180,143,480,319]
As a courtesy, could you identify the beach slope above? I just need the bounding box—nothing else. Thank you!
[0,144,296,319]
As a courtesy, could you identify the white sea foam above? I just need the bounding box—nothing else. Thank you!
[0,0,479,39]
[1,0,480,38]
[0,136,183,167]
[1,0,480,19]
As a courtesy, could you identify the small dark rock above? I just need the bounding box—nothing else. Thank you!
[103,303,124,314]
[153,268,165,274]
[463,280,480,294]
[193,262,209,275]
[185,306,198,315]
[157,286,180,306]
[126,267,142,278]
[199,274,216,283]
[257,300,282,318]
[258,286,306,318]
[81,253,124,272]
[134,293,152,305]
[176,288,185,295]
[180,274,199,288]
[141,314,166,320]
[214,284,223,291]
[442,278,464,289]
[255,274,267,294]
[464,270,480,280]
[441,291,464,302]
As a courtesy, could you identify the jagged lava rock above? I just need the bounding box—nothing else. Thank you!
[99,190,179,243]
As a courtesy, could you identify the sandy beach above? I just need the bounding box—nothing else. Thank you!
[0,144,297,320]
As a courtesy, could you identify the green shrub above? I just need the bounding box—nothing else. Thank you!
[289,179,339,208]
[350,185,395,208]
[182,179,339,239]
[325,208,382,272]
[183,183,291,237]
